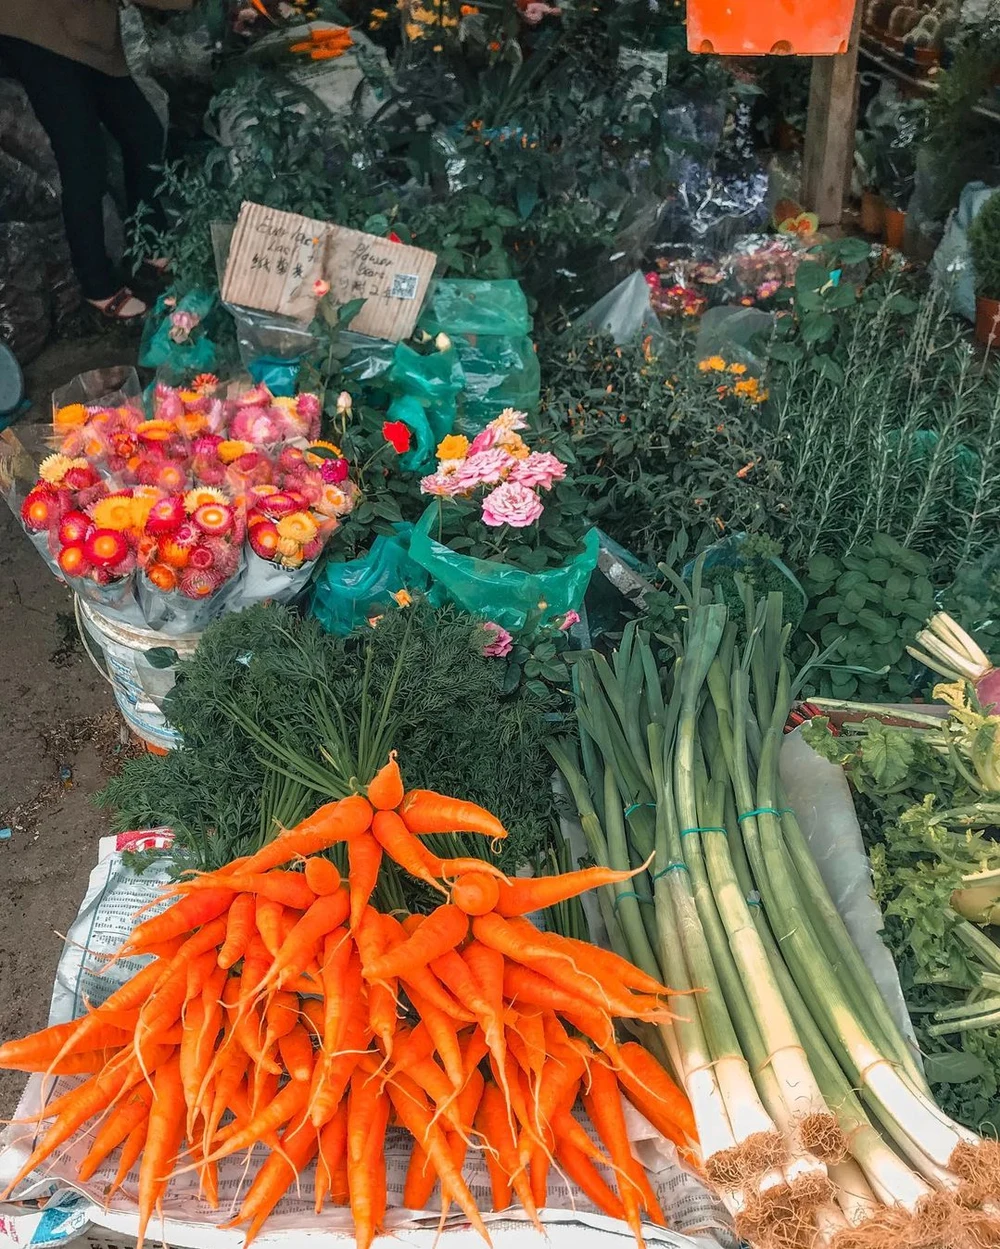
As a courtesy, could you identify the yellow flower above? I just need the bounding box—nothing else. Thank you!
[38,453,75,484]
[371,6,389,15]
[392,588,413,607]
[698,356,726,373]
[54,403,89,430]
[184,486,229,512]
[727,362,748,375]
[178,390,201,405]
[90,495,135,531]
[436,434,469,461]
[306,440,343,465]
[137,419,176,443]
[130,491,158,531]
[277,511,319,544]
[498,432,530,459]
[276,536,302,558]
[218,440,253,464]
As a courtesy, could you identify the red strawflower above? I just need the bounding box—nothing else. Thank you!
[146,496,186,535]
[189,545,215,570]
[84,529,130,569]
[59,511,93,546]
[179,566,220,600]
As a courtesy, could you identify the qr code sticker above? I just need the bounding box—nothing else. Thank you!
[389,273,419,300]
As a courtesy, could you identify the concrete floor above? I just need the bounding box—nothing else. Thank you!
[0,332,141,1117]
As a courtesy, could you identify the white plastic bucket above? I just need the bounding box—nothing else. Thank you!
[75,596,201,751]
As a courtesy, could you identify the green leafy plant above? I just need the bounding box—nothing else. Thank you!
[796,533,936,700]
[97,603,569,881]
[968,190,1000,303]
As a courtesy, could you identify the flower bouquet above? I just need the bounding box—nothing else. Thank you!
[136,487,245,634]
[408,410,598,628]
[241,441,359,604]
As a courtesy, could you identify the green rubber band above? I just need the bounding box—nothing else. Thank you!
[624,801,656,818]
[652,863,688,879]
[612,889,652,913]
[746,892,762,908]
[738,806,784,822]
[680,825,728,837]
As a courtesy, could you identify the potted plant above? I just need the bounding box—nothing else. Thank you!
[968,188,1000,348]
[861,87,926,249]
[854,138,885,236]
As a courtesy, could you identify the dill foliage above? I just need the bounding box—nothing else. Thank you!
[97,604,566,876]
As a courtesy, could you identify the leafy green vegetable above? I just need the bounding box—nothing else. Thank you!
[97,604,569,888]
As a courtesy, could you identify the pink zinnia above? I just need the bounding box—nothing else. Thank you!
[481,621,514,658]
[509,451,566,492]
[481,481,544,528]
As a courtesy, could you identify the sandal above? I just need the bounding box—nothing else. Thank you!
[87,287,148,322]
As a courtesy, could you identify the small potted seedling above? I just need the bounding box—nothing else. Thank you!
[968,188,1000,349]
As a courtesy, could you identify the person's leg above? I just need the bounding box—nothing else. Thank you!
[0,36,120,301]
[89,70,167,237]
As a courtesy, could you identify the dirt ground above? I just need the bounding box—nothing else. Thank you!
[0,331,141,1117]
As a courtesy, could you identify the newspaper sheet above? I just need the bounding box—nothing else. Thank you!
[0,834,735,1249]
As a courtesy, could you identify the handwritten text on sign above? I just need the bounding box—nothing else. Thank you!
[221,202,437,341]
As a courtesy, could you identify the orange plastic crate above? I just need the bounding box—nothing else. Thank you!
[686,0,856,55]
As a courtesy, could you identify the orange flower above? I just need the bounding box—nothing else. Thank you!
[218,440,253,464]
[191,373,219,394]
[54,403,89,430]
[90,495,135,531]
[158,538,192,569]
[147,563,177,592]
[137,420,175,443]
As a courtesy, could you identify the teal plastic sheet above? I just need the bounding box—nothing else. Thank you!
[138,288,217,373]
[417,279,540,433]
[310,527,429,635]
[408,505,599,630]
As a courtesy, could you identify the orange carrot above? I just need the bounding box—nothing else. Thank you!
[355,909,397,1056]
[233,1003,282,1075]
[262,891,351,990]
[555,1138,626,1220]
[203,1042,249,1155]
[475,913,670,1020]
[226,1108,319,1247]
[203,1079,311,1162]
[502,964,622,1061]
[315,1100,348,1213]
[371,810,448,894]
[279,1024,315,1083]
[475,1080,536,1225]
[386,1070,491,1244]
[403,1143,436,1209]
[218,893,255,969]
[320,930,355,1054]
[0,1020,131,1071]
[223,795,373,876]
[583,1061,647,1245]
[616,1042,696,1147]
[363,905,468,982]
[124,887,235,954]
[506,919,670,997]
[347,1066,391,1249]
[216,870,316,910]
[347,834,382,931]
[382,914,473,1022]
[400,790,507,840]
[305,856,341,896]
[264,991,300,1050]
[77,1083,154,1182]
[452,872,501,915]
[255,896,286,958]
[402,990,464,1089]
[136,1054,186,1249]
[494,864,645,918]
[367,751,404,810]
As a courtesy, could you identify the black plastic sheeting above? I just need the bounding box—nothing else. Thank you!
[0,76,80,364]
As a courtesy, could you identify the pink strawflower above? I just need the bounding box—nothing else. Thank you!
[205,536,240,580]
[321,457,350,484]
[229,405,284,445]
[481,481,544,528]
[509,451,566,491]
[559,610,581,630]
[192,434,223,457]
[481,621,514,658]
[178,566,220,599]
[296,393,321,421]
[156,389,185,422]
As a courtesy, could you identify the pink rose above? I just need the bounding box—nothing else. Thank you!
[481,621,514,658]
[481,481,544,528]
[509,451,566,491]
[420,470,467,498]
[167,309,199,344]
[454,448,516,489]
[559,609,580,630]
[468,425,497,455]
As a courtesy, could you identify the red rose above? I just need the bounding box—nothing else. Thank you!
[382,421,412,454]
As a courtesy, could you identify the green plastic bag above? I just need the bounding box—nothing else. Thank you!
[417,279,540,434]
[139,288,217,373]
[384,344,464,474]
[310,527,429,636]
[408,505,599,630]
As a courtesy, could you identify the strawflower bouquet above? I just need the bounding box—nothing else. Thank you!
[19,453,109,578]
[137,487,246,633]
[242,441,359,603]
[416,410,589,576]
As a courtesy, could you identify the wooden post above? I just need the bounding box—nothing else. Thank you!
[802,0,864,226]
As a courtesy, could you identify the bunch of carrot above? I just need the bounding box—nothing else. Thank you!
[288,26,354,59]
[0,757,697,1249]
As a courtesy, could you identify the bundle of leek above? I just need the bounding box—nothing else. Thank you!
[551,598,1000,1249]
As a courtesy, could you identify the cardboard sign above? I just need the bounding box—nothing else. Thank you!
[324,225,437,341]
[221,203,330,322]
[221,201,437,341]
